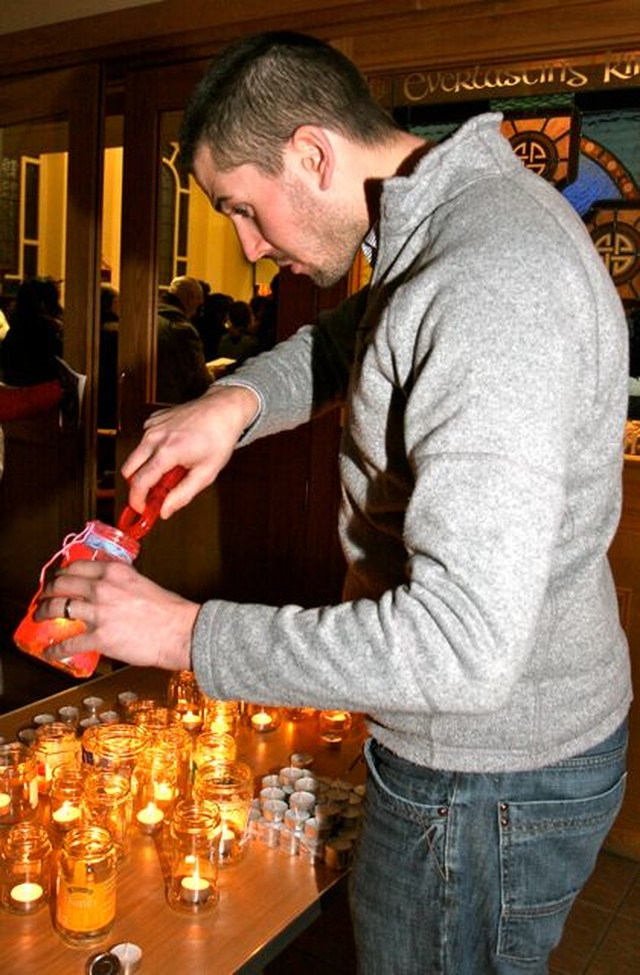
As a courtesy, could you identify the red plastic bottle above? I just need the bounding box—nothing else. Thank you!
[13,466,186,679]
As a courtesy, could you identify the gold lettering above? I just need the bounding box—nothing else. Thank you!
[403,71,443,102]
[455,68,476,93]
[564,66,589,88]
[604,54,640,83]
[440,72,459,94]
[498,70,522,88]
[521,68,543,86]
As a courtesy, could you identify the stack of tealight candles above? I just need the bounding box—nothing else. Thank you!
[250,760,365,869]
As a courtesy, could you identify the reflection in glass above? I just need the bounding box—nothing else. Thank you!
[154,111,278,404]
[0,119,68,385]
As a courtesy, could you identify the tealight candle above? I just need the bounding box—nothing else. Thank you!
[10,882,44,907]
[136,802,164,832]
[179,874,212,905]
[154,781,175,803]
[52,800,82,827]
[0,792,10,813]
[181,710,202,733]
[319,710,352,733]
[251,711,274,731]
[168,800,220,914]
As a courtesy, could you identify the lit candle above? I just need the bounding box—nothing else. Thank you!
[52,801,81,827]
[10,882,44,907]
[182,710,201,733]
[179,874,212,905]
[0,792,11,813]
[219,825,238,859]
[136,802,164,831]
[154,781,175,804]
[324,711,350,730]
[251,711,273,732]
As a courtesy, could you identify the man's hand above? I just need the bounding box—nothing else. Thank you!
[34,560,200,672]
[122,383,260,518]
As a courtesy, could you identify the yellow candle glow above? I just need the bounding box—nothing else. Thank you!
[327,711,348,725]
[154,782,174,803]
[251,711,273,731]
[182,710,201,732]
[10,882,43,905]
[179,874,211,904]
[52,801,81,826]
[181,875,210,893]
[0,792,11,812]
[136,802,164,828]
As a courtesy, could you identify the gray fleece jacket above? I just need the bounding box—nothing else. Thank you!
[193,113,631,773]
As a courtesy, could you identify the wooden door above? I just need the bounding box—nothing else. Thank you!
[0,65,103,640]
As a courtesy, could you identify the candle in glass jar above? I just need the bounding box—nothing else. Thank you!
[52,800,82,827]
[136,802,164,830]
[10,882,44,907]
[181,710,201,733]
[154,781,175,804]
[0,792,10,813]
[251,711,273,731]
[179,874,212,905]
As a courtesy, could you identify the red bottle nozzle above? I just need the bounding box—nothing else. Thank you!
[117,465,187,540]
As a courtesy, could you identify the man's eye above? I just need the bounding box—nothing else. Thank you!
[233,205,251,218]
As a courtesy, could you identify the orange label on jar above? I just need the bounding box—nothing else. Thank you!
[56,875,116,932]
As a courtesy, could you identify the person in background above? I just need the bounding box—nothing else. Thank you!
[156,275,212,404]
[36,32,631,974]
[195,290,233,361]
[1,276,63,386]
[216,299,259,365]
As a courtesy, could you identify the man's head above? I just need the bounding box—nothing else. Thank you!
[169,276,204,320]
[180,32,420,288]
[179,31,399,177]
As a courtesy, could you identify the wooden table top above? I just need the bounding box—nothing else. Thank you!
[0,666,367,974]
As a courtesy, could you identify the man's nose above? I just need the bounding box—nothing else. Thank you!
[236,223,272,263]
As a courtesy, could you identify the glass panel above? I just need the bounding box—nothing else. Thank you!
[0,117,68,386]
[97,115,124,524]
[154,110,278,403]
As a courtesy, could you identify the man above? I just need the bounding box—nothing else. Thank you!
[156,275,212,403]
[37,32,631,973]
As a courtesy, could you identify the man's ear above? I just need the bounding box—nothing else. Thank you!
[289,125,335,191]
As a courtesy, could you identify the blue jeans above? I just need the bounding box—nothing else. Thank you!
[349,722,627,974]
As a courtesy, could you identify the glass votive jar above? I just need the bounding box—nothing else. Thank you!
[193,760,253,864]
[0,822,52,914]
[82,769,133,861]
[286,707,315,722]
[131,703,182,735]
[81,723,149,779]
[49,765,84,833]
[193,731,237,773]
[55,825,117,946]
[32,722,81,794]
[168,670,203,733]
[0,743,39,826]
[150,724,192,798]
[245,704,281,733]
[202,698,240,737]
[167,799,221,914]
[318,709,353,737]
[133,749,179,835]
